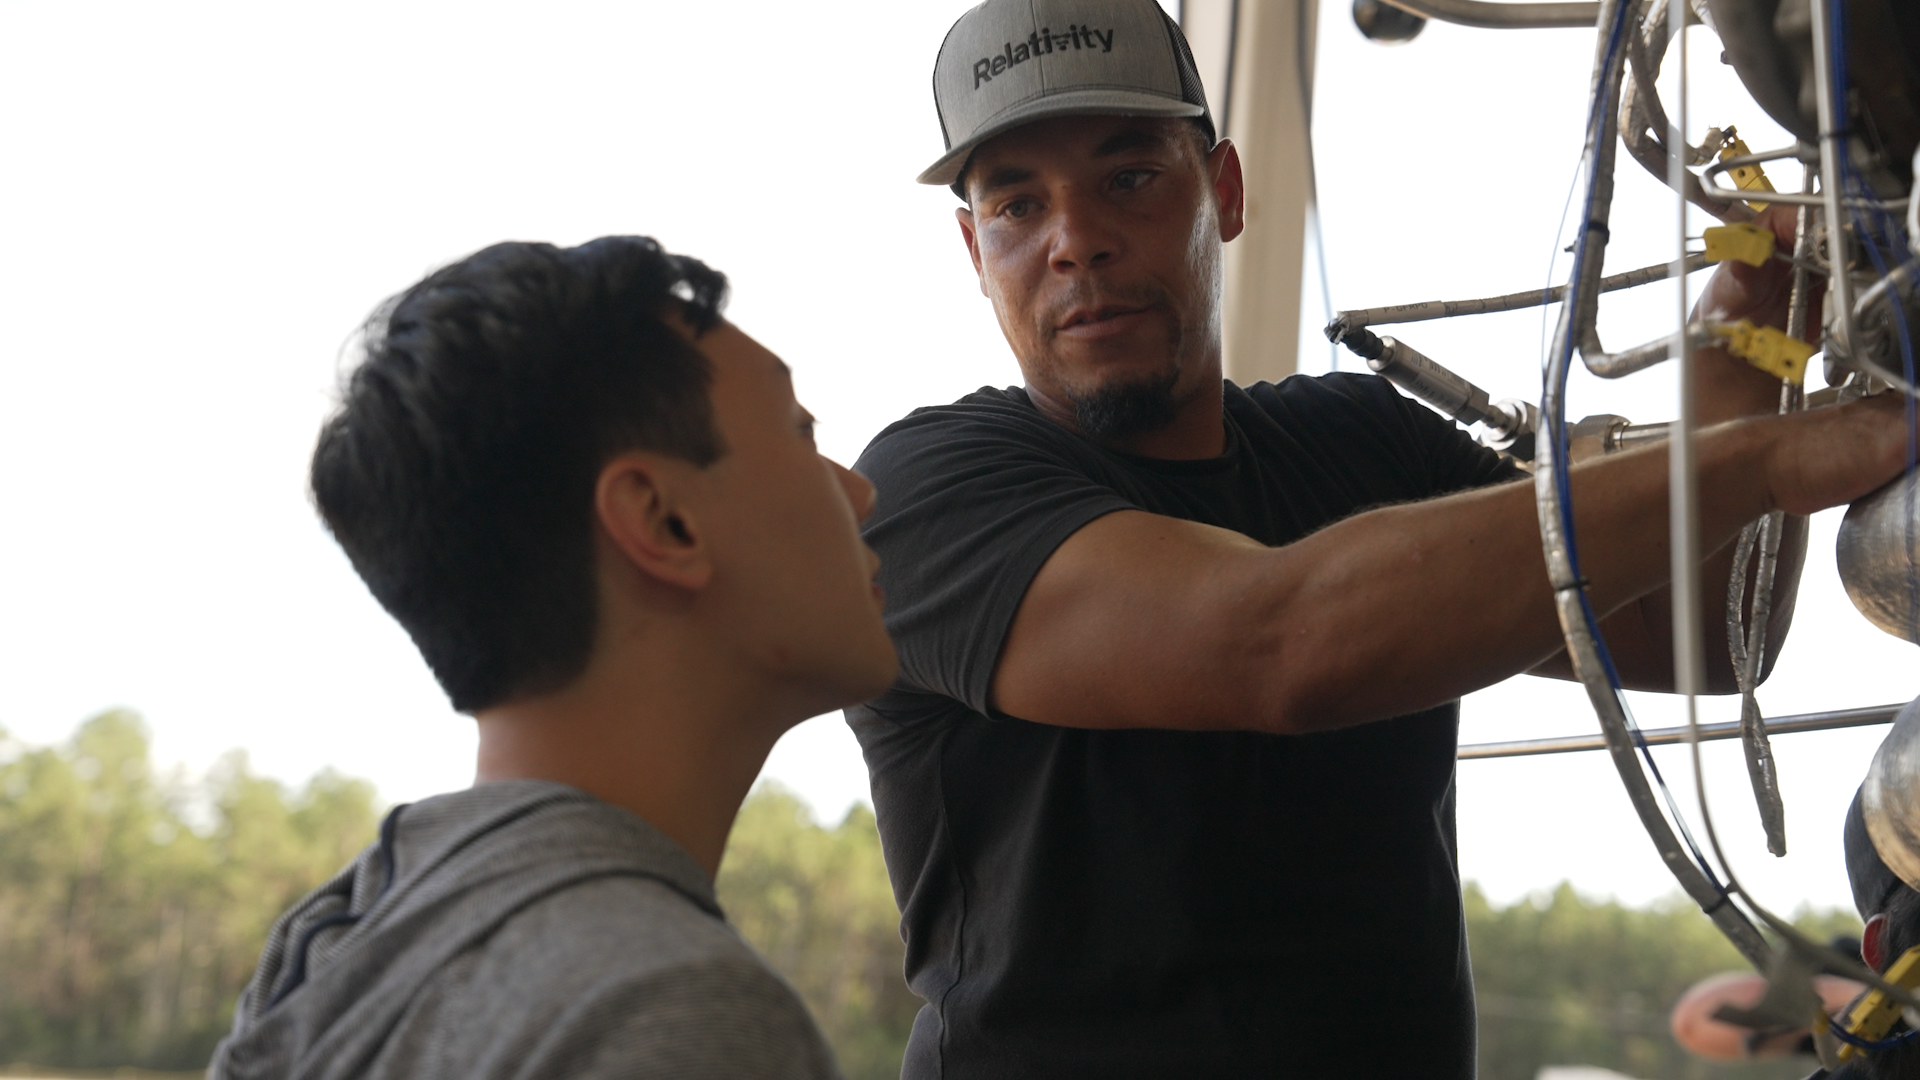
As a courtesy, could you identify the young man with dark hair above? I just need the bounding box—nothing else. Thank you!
[846,0,1917,1075]
[209,236,894,1079]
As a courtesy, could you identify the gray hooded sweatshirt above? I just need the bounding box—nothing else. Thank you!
[208,779,840,1080]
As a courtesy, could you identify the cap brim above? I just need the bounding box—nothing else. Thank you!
[916,88,1205,187]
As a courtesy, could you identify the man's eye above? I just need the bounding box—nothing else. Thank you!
[1113,169,1154,192]
[1001,198,1036,220]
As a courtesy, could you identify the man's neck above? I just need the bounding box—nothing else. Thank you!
[1112,378,1226,459]
[1029,371,1228,460]
[472,635,787,878]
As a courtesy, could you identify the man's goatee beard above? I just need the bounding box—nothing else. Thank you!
[1068,368,1181,444]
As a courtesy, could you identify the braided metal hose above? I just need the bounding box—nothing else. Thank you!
[1533,0,1773,969]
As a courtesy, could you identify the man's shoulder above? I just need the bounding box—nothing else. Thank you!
[855,385,1079,473]
[1231,372,1520,492]
[1230,370,1415,427]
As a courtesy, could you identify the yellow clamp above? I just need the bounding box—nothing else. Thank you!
[1711,320,1813,384]
[1838,945,1920,1062]
[1720,135,1775,211]
[1704,222,1776,268]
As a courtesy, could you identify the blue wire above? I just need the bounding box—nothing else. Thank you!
[1545,1,1731,897]
[1829,0,1920,642]
[1829,1015,1920,1054]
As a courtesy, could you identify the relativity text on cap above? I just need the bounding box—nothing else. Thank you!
[973,25,1115,89]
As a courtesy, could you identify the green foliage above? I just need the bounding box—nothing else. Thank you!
[1467,881,1860,1080]
[0,718,1872,1080]
[718,783,920,1080]
[0,712,377,1070]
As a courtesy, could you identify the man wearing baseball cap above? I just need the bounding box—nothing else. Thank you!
[848,0,1913,1074]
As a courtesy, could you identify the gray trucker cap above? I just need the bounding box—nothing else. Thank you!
[919,0,1214,190]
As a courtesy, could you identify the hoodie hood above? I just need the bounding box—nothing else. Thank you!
[209,779,717,1080]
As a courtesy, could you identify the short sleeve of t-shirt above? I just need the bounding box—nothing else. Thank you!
[853,390,1135,717]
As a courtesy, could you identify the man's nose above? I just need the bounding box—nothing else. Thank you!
[1048,188,1120,273]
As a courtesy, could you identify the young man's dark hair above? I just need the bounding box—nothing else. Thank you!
[213,235,895,1079]
[312,236,728,711]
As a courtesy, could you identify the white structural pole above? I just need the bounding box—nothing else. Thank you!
[1182,0,1317,385]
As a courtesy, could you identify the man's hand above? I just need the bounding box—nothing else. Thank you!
[1695,205,1819,337]
[1693,203,1820,423]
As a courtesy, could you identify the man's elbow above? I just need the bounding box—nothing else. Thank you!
[1250,654,1352,736]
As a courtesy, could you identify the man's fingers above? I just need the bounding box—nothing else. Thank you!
[1695,205,1805,329]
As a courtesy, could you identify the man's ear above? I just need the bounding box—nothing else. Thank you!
[595,453,712,592]
[1208,138,1246,244]
[956,206,988,297]
[1864,912,1892,971]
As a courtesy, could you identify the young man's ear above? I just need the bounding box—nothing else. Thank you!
[595,453,712,592]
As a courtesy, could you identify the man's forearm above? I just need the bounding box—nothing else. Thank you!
[1261,433,1751,728]
[1255,402,1891,732]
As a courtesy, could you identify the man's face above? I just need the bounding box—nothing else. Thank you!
[957,115,1243,443]
[690,323,897,713]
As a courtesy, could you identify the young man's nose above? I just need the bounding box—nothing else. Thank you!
[833,459,877,523]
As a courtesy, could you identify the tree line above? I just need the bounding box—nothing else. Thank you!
[0,712,1858,1078]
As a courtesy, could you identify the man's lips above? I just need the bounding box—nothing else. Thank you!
[1055,304,1154,338]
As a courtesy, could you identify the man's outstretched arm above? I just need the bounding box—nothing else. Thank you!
[991,392,1910,735]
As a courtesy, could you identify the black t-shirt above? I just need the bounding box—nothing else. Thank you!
[847,374,1522,1079]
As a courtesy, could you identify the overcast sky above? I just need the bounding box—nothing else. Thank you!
[2,0,1914,915]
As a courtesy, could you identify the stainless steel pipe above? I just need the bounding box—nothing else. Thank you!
[1458,703,1902,760]
[1379,0,1600,29]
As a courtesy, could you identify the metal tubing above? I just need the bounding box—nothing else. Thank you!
[1367,337,1499,426]
[1670,0,1705,690]
[1622,2,1667,139]
[1582,329,1676,377]
[1853,260,1918,323]
[1702,153,1903,210]
[1787,165,1819,342]
[1377,0,1599,29]
[1616,0,1753,223]
[1726,188,1809,857]
[1326,253,1708,334]
[1611,419,1672,449]
[1809,0,1856,364]
[1573,5,1694,380]
[1533,0,1772,969]
[1457,704,1902,760]
[1727,508,1790,855]
[1909,147,1919,257]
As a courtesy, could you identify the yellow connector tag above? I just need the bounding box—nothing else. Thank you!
[1704,222,1776,268]
[1712,320,1813,384]
[1720,136,1775,211]
[1838,945,1920,1062]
